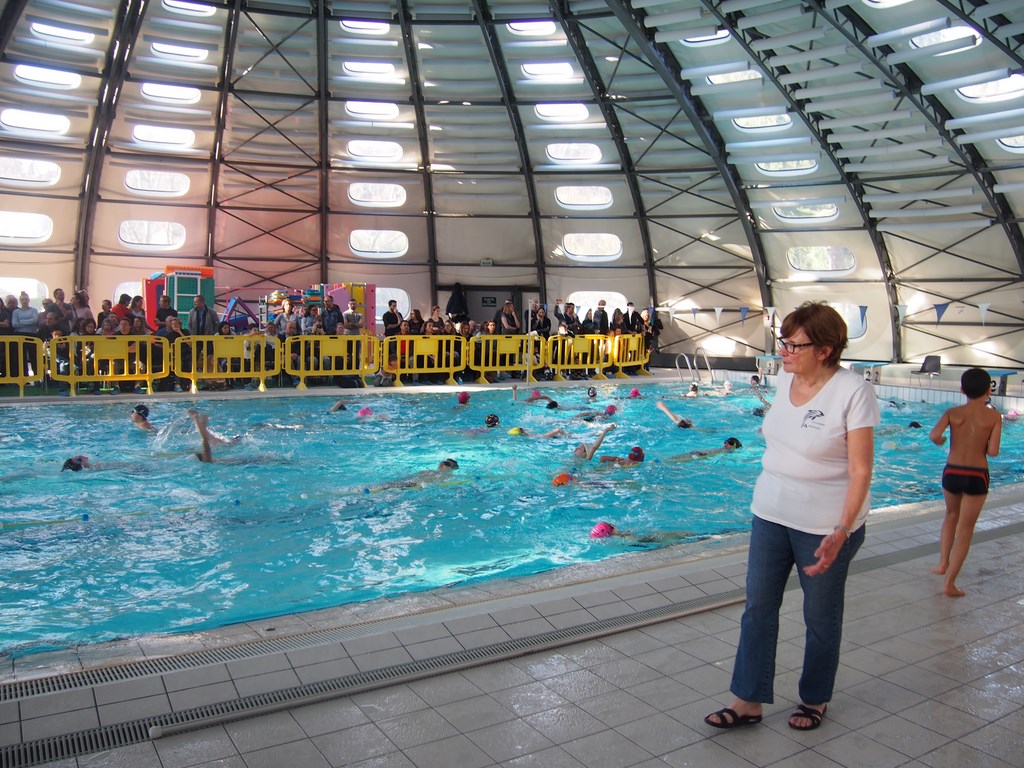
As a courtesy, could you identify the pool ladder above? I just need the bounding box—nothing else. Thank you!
[675,347,716,385]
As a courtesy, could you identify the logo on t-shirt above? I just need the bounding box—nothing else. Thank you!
[801,409,825,430]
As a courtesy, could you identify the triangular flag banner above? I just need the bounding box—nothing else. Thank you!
[978,302,990,325]
[690,307,699,321]
[896,304,907,325]
[859,305,868,325]
[714,307,723,324]
[740,307,749,324]
[934,303,949,325]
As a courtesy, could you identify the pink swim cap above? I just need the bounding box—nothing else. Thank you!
[629,388,641,398]
[605,405,617,415]
[590,522,615,538]
[532,390,542,398]
[357,407,373,418]
[457,391,470,404]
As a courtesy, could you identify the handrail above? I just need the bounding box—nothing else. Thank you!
[675,353,695,383]
[694,347,716,385]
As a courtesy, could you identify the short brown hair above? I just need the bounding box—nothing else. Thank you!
[779,302,847,368]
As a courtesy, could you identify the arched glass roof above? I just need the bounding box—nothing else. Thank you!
[0,0,1022,365]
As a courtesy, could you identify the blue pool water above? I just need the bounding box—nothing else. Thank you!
[1,383,1021,656]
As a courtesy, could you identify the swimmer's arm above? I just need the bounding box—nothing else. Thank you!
[511,383,518,401]
[929,410,950,446]
[585,424,615,461]
[329,399,349,412]
[988,415,1002,457]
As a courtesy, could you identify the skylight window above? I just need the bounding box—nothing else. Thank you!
[347,140,403,161]
[141,83,201,104]
[787,245,855,272]
[163,0,216,16]
[910,26,979,56]
[958,74,1024,103]
[861,0,915,8]
[555,185,613,210]
[0,108,70,135]
[345,101,400,120]
[0,211,53,244]
[998,135,1024,153]
[29,22,94,45]
[561,233,622,263]
[772,202,839,222]
[756,158,818,176]
[535,103,589,122]
[13,65,80,89]
[350,229,409,258]
[0,158,61,187]
[522,62,575,80]
[340,20,390,35]
[132,124,196,147]
[151,41,209,62]
[546,142,601,164]
[343,61,396,77]
[681,29,730,46]
[707,70,761,85]
[508,21,557,36]
[125,169,190,197]
[733,113,792,131]
[349,182,406,208]
[118,220,186,250]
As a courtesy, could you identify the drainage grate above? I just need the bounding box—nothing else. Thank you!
[0,590,745,768]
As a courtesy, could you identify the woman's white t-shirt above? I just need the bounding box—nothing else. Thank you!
[752,366,880,535]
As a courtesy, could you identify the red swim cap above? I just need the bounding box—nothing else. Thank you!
[627,446,645,462]
[590,522,615,538]
[457,391,470,404]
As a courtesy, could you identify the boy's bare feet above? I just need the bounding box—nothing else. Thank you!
[944,584,965,597]
[930,564,947,574]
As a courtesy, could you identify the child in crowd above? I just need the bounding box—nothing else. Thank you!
[929,368,1002,597]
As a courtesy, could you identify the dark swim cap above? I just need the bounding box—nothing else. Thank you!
[62,457,83,472]
[546,400,559,409]
[587,387,597,398]
[725,437,743,448]
[132,404,149,419]
[485,413,499,428]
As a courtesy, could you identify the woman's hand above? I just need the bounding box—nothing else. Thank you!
[803,529,847,576]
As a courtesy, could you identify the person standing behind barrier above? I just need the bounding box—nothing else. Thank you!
[155,294,177,326]
[321,295,342,335]
[929,368,1002,597]
[624,302,643,333]
[341,298,364,372]
[11,293,39,377]
[593,299,609,335]
[111,293,132,322]
[0,295,13,378]
[408,308,425,334]
[382,299,403,337]
[704,301,879,733]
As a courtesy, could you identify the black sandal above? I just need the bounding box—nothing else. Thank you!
[704,707,763,729]
[788,703,826,731]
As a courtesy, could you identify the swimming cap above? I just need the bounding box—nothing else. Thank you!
[457,391,470,404]
[627,446,645,462]
[552,473,573,486]
[532,390,542,398]
[440,458,459,469]
[508,427,524,435]
[485,413,500,428]
[752,407,766,418]
[357,407,373,417]
[690,383,699,392]
[546,400,559,409]
[590,522,615,538]
[908,421,922,428]
[605,405,617,415]
[629,388,641,398]
[725,437,742,448]
[132,404,149,418]
[62,457,83,472]
[587,387,597,398]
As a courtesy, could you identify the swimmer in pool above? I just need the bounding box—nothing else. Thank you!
[572,423,616,462]
[589,521,694,543]
[579,404,617,423]
[61,455,93,471]
[373,458,461,490]
[668,437,742,462]
[656,399,693,428]
[130,404,155,431]
[511,384,559,409]
[599,445,645,467]
[329,399,356,412]
[189,408,215,462]
[507,426,568,438]
[685,383,700,397]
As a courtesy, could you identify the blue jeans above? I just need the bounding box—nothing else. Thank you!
[731,516,864,705]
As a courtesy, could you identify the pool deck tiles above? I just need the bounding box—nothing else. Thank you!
[0,484,1020,768]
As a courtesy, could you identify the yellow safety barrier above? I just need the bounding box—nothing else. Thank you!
[0,335,45,395]
[467,335,544,384]
[380,334,465,386]
[546,334,612,381]
[48,335,170,395]
[283,333,378,390]
[175,335,281,393]
[610,333,652,377]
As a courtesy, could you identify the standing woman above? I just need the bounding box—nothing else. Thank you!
[705,302,879,732]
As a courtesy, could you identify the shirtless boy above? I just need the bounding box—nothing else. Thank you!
[928,368,1002,597]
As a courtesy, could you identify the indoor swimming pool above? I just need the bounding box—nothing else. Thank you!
[1,382,1020,656]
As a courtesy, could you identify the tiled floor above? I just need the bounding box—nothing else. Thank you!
[6,484,1023,768]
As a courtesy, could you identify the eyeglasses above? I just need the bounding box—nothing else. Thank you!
[777,338,815,354]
